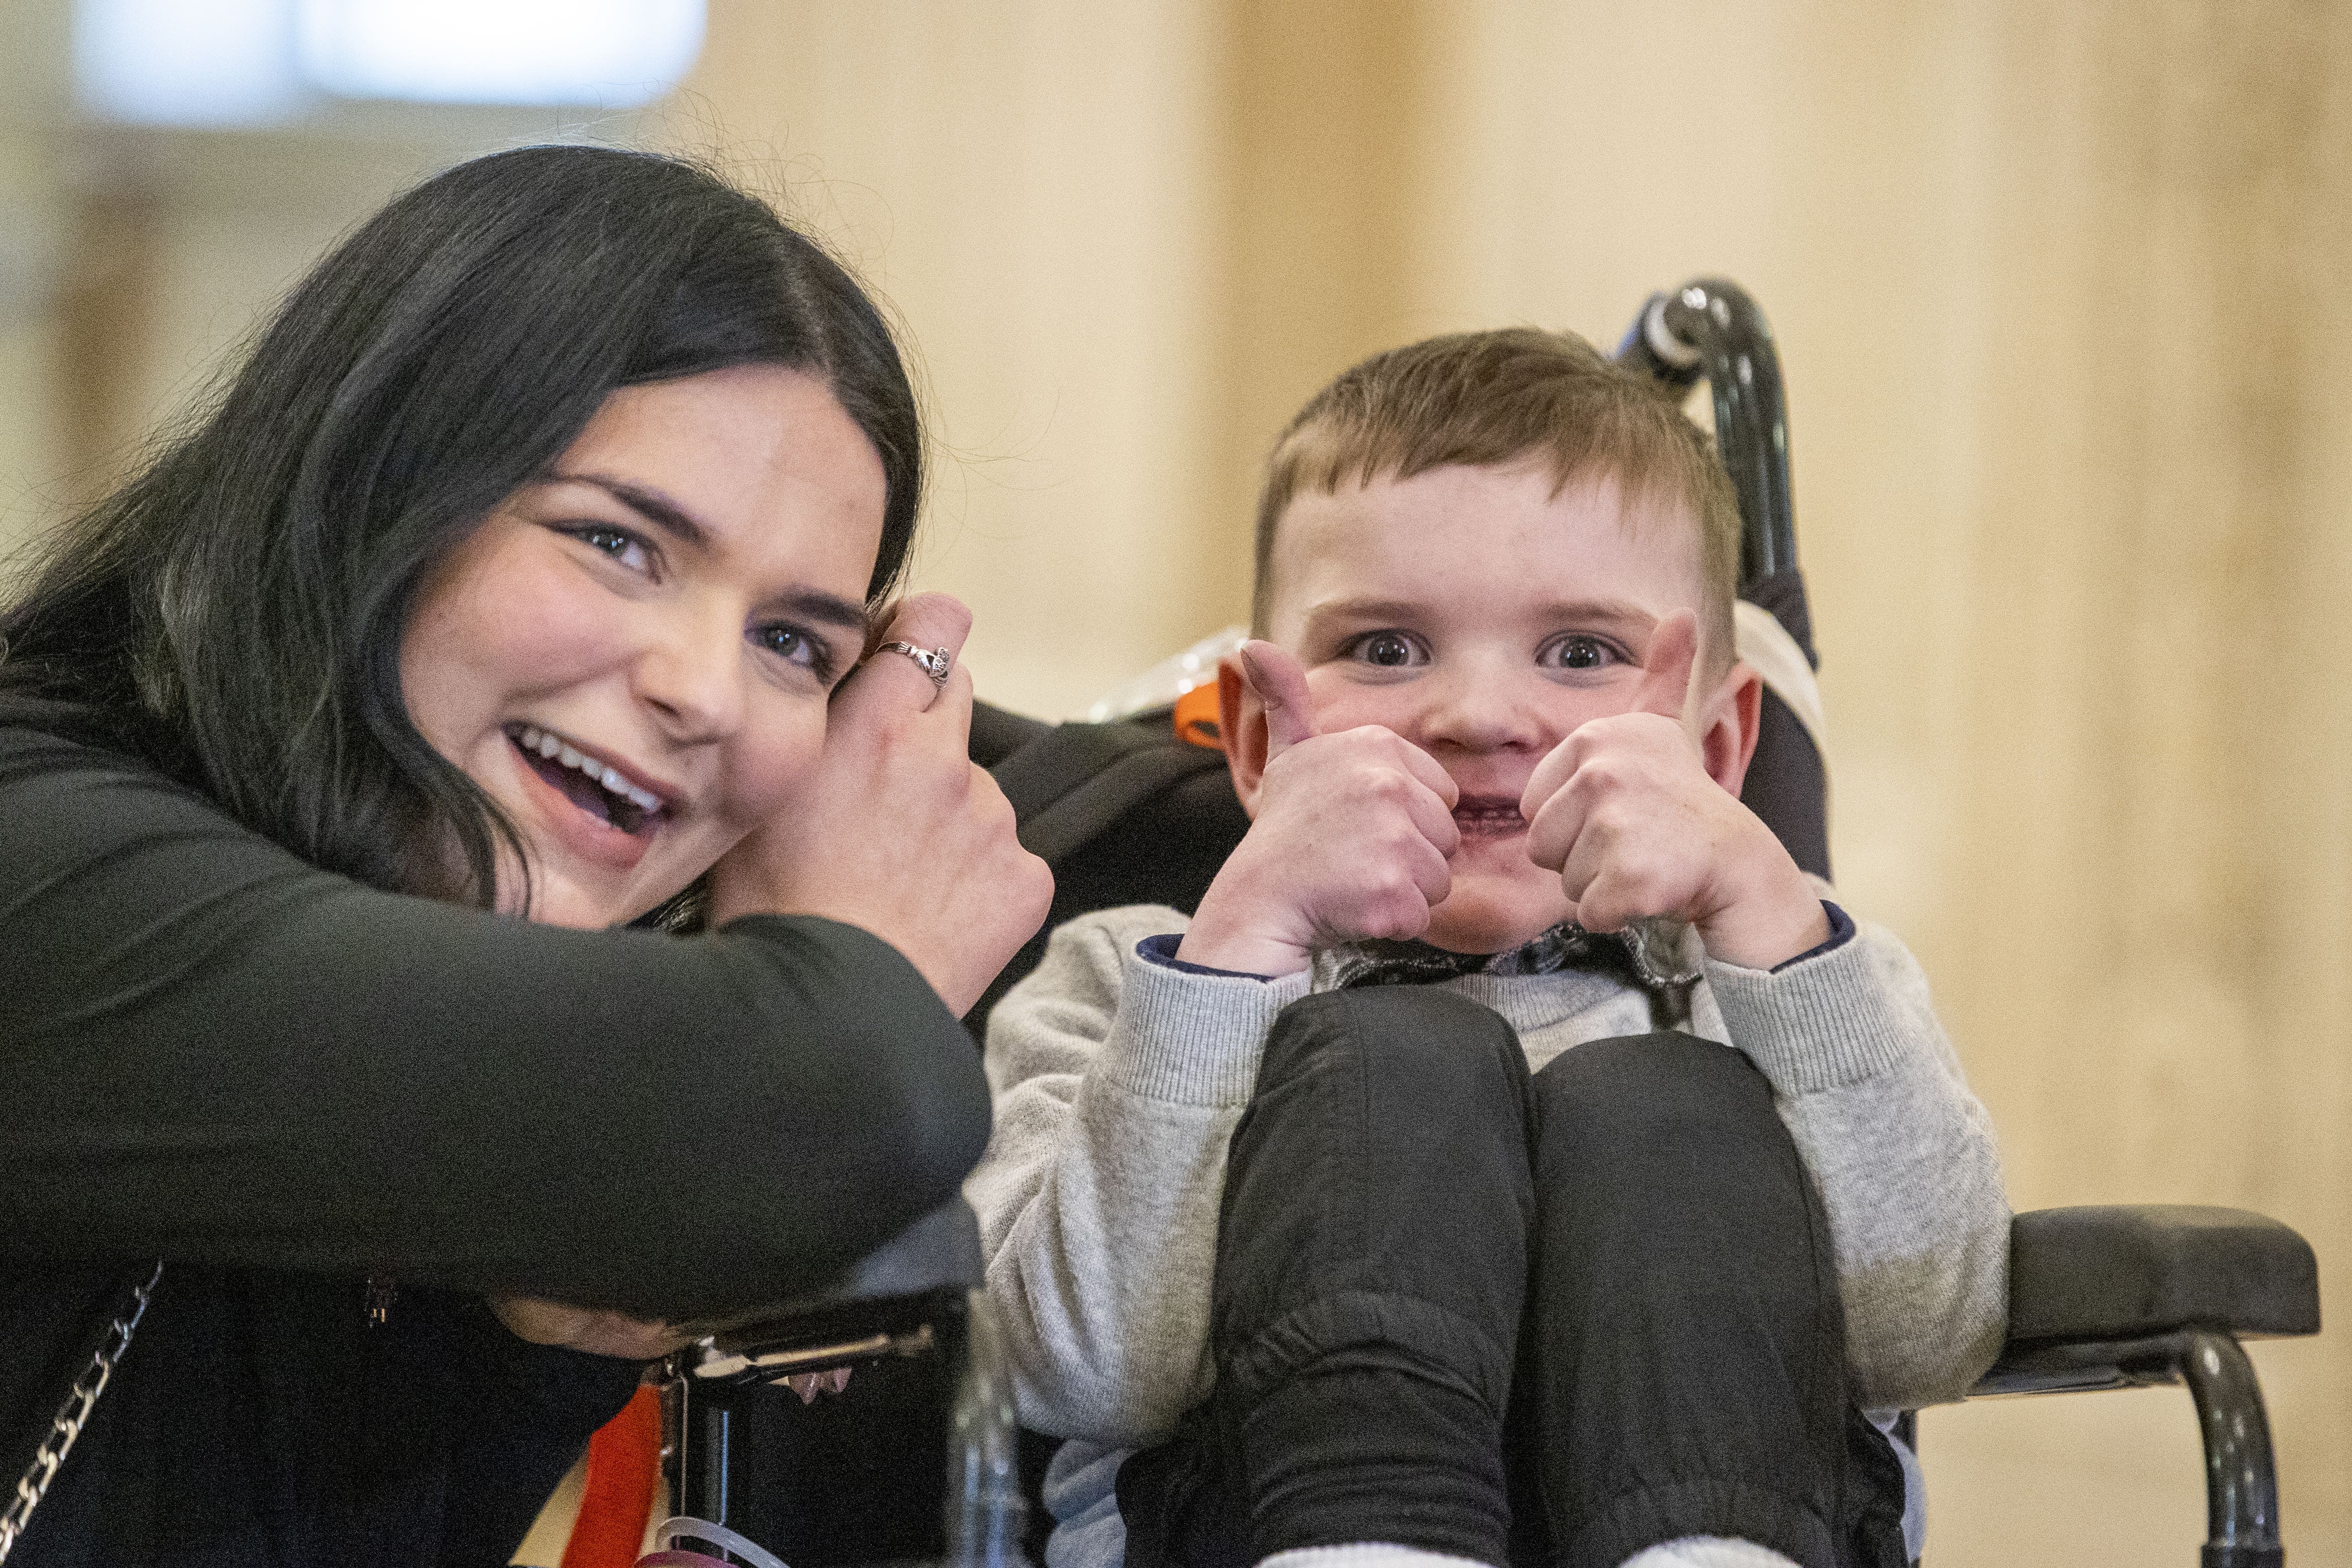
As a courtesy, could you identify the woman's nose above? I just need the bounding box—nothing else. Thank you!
[631,607,746,743]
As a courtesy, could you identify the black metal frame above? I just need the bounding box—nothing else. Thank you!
[1620,279,2312,1568]
[1976,1331,2280,1567]
[652,1202,1026,1568]
[1616,280,1799,590]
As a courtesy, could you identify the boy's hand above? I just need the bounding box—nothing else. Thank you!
[1519,609,1829,971]
[1177,642,1460,976]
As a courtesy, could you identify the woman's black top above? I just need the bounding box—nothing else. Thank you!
[0,725,993,1566]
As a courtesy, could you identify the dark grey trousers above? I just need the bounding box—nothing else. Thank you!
[1116,988,1907,1568]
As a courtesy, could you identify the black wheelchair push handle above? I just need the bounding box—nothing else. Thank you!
[1613,279,1798,590]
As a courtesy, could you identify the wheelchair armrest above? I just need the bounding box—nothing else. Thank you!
[678,1198,984,1355]
[2003,1204,2319,1345]
[672,1201,982,1389]
[813,1197,984,1304]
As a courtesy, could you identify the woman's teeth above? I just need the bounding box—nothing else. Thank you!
[514,724,664,813]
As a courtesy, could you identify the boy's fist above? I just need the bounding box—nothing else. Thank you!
[1176,641,1460,976]
[1520,609,1828,970]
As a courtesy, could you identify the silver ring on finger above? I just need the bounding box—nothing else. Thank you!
[877,640,953,689]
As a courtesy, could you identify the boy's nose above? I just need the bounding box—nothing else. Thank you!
[1414,666,1550,753]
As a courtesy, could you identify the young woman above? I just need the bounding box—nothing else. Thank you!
[0,145,1051,1567]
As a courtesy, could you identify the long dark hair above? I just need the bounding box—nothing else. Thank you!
[0,145,923,905]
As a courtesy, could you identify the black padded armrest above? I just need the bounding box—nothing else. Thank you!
[681,1199,984,1347]
[2005,1204,2319,1344]
[815,1196,983,1303]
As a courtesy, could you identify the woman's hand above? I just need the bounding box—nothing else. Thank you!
[490,1294,695,1360]
[708,593,1053,1016]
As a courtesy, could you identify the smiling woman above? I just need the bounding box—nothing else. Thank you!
[0,147,1050,1568]
[400,366,889,930]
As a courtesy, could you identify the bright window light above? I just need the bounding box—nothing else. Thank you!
[77,0,304,126]
[75,0,704,124]
[296,0,704,106]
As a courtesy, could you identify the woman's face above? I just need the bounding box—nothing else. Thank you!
[400,364,887,928]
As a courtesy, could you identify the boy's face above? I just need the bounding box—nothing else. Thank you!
[1227,461,1757,954]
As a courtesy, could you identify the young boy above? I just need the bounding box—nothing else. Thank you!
[967,329,2007,1568]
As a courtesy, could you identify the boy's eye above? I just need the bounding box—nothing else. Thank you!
[1542,634,1621,672]
[1351,631,1426,669]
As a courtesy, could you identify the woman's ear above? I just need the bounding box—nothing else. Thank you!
[1217,653,1269,820]
[1696,661,1764,797]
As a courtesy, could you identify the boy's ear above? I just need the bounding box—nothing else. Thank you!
[1696,660,1765,798]
[1218,653,1269,819]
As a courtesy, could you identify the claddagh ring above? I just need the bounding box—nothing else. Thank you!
[877,641,953,688]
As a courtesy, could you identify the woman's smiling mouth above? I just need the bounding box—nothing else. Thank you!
[506,723,670,838]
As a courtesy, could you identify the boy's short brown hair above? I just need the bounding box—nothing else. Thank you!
[1252,327,1741,672]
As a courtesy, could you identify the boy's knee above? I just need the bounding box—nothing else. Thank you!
[1261,987,1528,1125]
[1531,1033,1815,1225]
[1534,1030,1770,1122]
[1532,1031,1798,1177]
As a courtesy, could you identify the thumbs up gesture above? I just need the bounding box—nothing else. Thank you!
[1175,641,1462,977]
[1520,609,1829,971]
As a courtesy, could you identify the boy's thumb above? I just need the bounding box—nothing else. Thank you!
[1237,641,1317,758]
[1632,609,1701,734]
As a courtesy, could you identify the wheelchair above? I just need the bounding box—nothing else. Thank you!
[638,280,2319,1568]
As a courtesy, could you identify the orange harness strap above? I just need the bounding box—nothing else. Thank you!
[561,1384,663,1568]
[1172,682,1222,749]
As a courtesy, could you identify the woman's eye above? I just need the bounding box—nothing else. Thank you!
[1354,631,1423,668]
[1545,635,1619,672]
[572,526,653,574]
[755,623,831,679]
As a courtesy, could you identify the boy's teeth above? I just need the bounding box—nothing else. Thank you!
[538,733,561,758]
[558,743,583,768]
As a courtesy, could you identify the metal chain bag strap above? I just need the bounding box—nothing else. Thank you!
[0,1262,163,1565]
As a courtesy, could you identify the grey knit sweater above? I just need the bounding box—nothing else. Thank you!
[966,902,2008,1567]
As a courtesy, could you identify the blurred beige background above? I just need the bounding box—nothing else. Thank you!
[2,2,2345,1563]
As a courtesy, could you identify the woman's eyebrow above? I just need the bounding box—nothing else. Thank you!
[767,587,869,633]
[549,470,867,632]
[550,471,711,548]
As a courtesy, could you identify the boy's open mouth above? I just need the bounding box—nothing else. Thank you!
[1453,795,1526,839]
[507,724,667,837]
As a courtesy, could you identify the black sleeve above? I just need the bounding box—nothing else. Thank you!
[0,729,992,1322]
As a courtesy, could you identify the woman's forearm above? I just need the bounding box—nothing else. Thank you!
[0,727,990,1321]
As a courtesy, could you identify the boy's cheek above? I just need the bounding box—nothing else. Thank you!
[1297,672,1387,734]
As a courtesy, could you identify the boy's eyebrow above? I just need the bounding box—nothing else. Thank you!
[1302,595,1659,629]
[1525,596,1657,627]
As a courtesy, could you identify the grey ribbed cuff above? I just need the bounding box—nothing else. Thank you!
[1705,935,1911,1094]
[1096,941,1312,1106]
